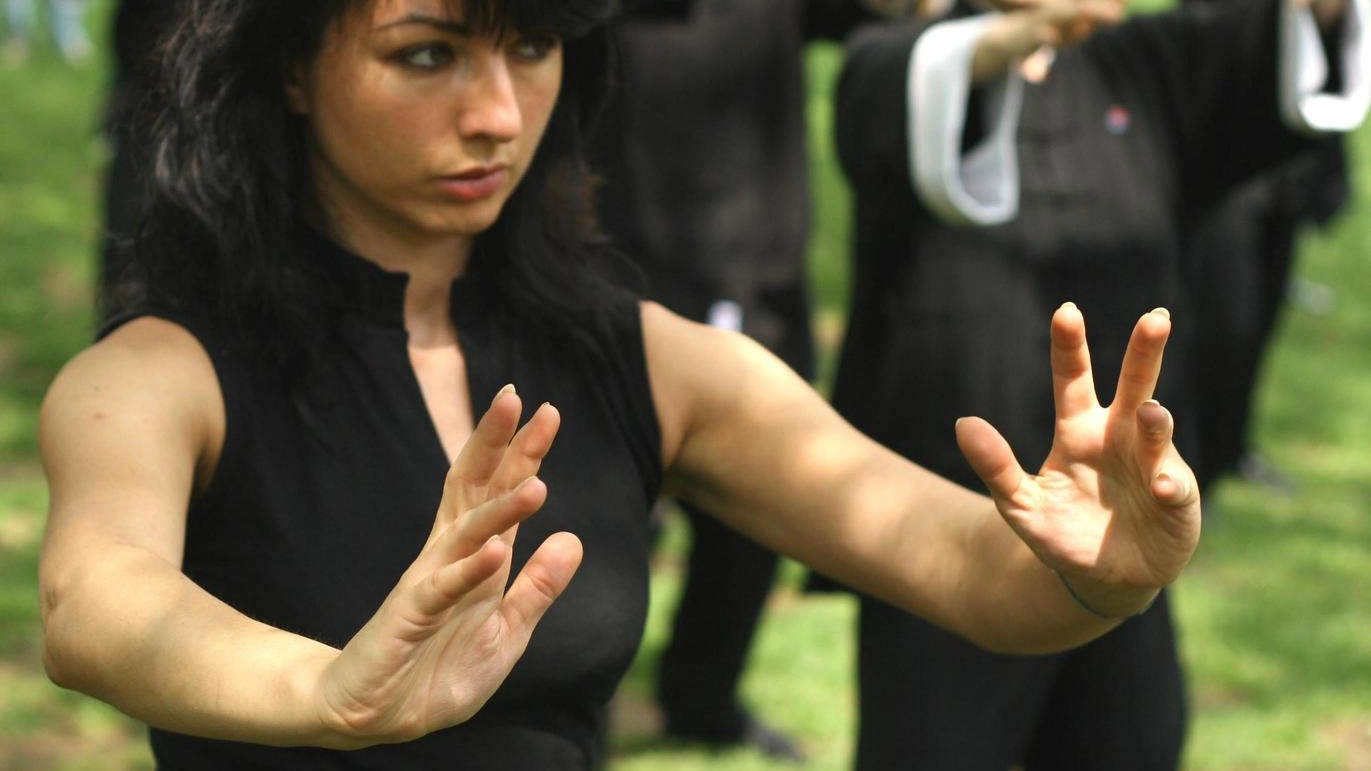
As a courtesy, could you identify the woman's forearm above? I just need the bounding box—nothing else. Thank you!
[40,536,352,748]
[941,506,1142,652]
[668,386,1135,654]
[804,447,1135,654]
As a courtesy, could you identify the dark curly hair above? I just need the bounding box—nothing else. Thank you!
[109,0,626,376]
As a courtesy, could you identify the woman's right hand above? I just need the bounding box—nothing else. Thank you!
[313,386,583,746]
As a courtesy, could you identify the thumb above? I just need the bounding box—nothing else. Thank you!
[500,532,584,635]
[956,416,1029,503]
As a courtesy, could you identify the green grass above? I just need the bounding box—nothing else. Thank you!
[3,5,1371,770]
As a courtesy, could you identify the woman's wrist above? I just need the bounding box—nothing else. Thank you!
[304,653,397,750]
[1055,572,1160,620]
[253,639,365,750]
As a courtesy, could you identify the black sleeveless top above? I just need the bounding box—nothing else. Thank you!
[110,236,662,769]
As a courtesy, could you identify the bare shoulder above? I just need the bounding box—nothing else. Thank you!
[41,316,225,499]
[637,298,689,341]
[637,299,811,472]
[43,316,220,430]
[639,301,738,465]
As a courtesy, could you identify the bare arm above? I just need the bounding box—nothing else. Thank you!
[39,318,580,747]
[38,318,343,744]
[646,301,1199,653]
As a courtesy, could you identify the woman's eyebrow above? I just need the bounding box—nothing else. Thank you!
[374,14,472,35]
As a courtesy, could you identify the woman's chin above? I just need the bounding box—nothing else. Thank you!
[425,203,506,239]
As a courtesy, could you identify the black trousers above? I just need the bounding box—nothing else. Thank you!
[1189,181,1295,488]
[855,591,1186,771]
[1189,138,1349,489]
[655,500,782,729]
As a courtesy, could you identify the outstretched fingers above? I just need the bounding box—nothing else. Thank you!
[430,387,559,545]
[1050,302,1099,421]
[431,476,549,569]
[1112,308,1171,415]
[490,402,561,499]
[449,385,524,495]
[410,536,511,619]
[408,478,552,618]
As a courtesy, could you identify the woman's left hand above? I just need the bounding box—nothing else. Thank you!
[955,303,1201,618]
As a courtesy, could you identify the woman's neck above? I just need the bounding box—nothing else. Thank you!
[330,218,473,349]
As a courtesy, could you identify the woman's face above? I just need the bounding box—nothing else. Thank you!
[290,0,563,248]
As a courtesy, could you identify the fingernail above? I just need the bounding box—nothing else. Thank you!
[955,417,965,428]
[1060,301,1078,311]
[1150,307,1171,319]
[492,384,516,406]
[1143,398,1161,408]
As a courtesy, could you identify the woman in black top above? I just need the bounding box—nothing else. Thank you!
[38,0,1201,768]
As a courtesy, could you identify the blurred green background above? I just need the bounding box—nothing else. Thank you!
[2,2,1369,769]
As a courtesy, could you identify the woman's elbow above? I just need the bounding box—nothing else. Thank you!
[39,572,81,690]
[37,555,104,692]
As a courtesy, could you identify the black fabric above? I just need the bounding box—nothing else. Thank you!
[595,0,876,377]
[103,235,663,770]
[596,0,808,303]
[855,592,1185,771]
[620,0,695,18]
[819,1,1323,767]
[1188,136,1350,487]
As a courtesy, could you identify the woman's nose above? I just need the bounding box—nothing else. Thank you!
[457,52,523,143]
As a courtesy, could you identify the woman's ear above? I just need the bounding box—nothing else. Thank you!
[284,63,310,115]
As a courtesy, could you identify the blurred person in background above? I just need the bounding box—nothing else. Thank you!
[817,0,1367,766]
[593,0,907,760]
[3,0,91,62]
[1187,135,1349,495]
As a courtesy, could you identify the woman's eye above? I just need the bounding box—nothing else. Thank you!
[510,34,559,62]
[398,43,454,70]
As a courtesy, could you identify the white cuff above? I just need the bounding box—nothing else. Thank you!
[909,14,1024,227]
[1280,0,1371,133]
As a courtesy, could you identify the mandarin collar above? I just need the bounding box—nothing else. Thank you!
[302,229,495,333]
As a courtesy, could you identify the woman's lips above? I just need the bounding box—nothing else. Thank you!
[436,167,508,202]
